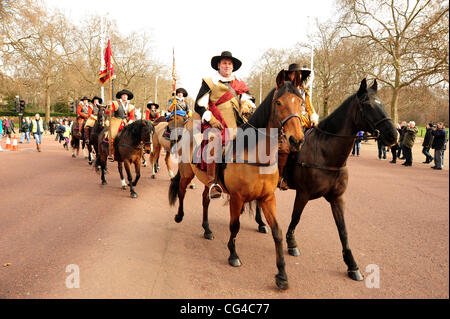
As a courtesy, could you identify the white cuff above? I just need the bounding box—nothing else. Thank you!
[310,113,319,123]
[202,110,212,122]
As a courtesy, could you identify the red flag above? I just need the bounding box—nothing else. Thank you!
[98,40,114,84]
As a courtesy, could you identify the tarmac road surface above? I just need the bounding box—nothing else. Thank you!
[0,135,448,298]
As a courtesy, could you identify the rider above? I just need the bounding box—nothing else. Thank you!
[105,89,135,161]
[278,63,319,190]
[77,96,91,138]
[194,51,255,199]
[164,88,190,138]
[145,101,160,121]
[84,96,103,142]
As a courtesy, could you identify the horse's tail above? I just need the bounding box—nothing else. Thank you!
[168,170,181,206]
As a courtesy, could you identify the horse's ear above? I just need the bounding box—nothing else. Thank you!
[276,70,286,89]
[370,79,378,91]
[357,78,367,98]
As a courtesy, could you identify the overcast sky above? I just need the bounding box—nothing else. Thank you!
[44,0,335,100]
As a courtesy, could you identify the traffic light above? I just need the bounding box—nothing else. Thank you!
[19,100,25,113]
[70,101,75,113]
[15,96,20,112]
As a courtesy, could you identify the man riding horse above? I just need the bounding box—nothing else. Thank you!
[105,89,135,162]
[194,51,256,199]
[277,63,319,190]
[84,96,103,142]
[76,96,92,138]
[145,101,160,122]
[164,88,190,139]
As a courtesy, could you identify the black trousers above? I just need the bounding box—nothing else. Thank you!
[422,147,433,161]
[403,146,413,165]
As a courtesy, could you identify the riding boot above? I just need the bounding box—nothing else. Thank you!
[277,151,289,190]
[84,127,90,144]
[207,161,222,199]
[108,138,115,162]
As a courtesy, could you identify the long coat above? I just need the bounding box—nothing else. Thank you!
[402,126,418,148]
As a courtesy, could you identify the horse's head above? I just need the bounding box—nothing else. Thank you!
[273,76,304,152]
[97,105,106,127]
[140,119,154,154]
[355,79,398,146]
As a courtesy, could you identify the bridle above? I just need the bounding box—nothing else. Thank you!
[272,90,302,139]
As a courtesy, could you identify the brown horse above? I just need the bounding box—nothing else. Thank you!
[271,79,398,281]
[87,105,106,167]
[97,119,154,198]
[70,119,88,158]
[149,113,187,179]
[168,80,304,290]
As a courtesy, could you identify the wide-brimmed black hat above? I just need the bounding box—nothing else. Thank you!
[175,88,188,97]
[211,51,242,71]
[147,101,159,109]
[91,96,103,104]
[287,63,302,72]
[80,96,90,102]
[116,89,134,100]
[287,64,311,82]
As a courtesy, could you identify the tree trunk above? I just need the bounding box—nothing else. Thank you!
[45,77,51,125]
[322,84,330,117]
[390,87,399,124]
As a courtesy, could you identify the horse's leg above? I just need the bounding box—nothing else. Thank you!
[118,161,126,190]
[202,186,214,240]
[255,203,269,234]
[165,149,175,179]
[150,144,160,179]
[173,173,192,223]
[124,160,137,198]
[100,149,107,185]
[258,195,288,290]
[132,157,141,186]
[227,196,244,267]
[286,191,309,256]
[327,195,364,281]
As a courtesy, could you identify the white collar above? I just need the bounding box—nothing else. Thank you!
[212,72,237,84]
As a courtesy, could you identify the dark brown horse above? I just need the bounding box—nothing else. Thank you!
[266,79,398,282]
[168,80,304,290]
[97,119,154,198]
[70,120,87,158]
[87,105,106,167]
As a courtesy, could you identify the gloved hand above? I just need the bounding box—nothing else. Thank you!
[209,117,223,130]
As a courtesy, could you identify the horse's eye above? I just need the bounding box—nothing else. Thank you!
[275,101,281,106]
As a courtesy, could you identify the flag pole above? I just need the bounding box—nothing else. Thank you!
[108,68,113,147]
[100,16,105,102]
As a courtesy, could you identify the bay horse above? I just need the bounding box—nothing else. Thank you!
[272,79,398,282]
[70,120,87,158]
[168,80,304,290]
[149,113,187,179]
[87,105,106,167]
[97,119,154,198]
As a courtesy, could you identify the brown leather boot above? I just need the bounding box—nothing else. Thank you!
[207,161,222,199]
[277,151,289,190]
[107,138,115,162]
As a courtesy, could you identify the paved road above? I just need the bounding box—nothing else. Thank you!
[0,135,448,298]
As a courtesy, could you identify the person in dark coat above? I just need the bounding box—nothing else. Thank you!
[398,121,407,159]
[422,122,434,163]
[402,121,418,167]
[431,122,446,170]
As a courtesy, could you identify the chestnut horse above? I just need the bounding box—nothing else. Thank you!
[168,80,304,290]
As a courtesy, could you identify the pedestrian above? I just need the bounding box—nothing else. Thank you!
[30,113,46,152]
[398,121,407,159]
[62,119,71,150]
[431,122,446,170]
[377,135,387,160]
[421,122,434,164]
[48,117,55,135]
[389,123,401,164]
[19,118,31,143]
[3,116,12,138]
[442,125,447,165]
[9,118,15,135]
[401,121,418,166]
[352,131,363,156]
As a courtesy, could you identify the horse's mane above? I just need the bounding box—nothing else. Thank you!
[118,120,153,142]
[242,81,301,130]
[317,93,356,134]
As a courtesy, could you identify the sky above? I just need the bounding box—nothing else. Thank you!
[44,0,335,101]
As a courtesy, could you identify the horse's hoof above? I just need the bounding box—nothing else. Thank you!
[288,247,300,256]
[102,180,107,185]
[130,192,138,199]
[174,214,183,223]
[122,186,127,190]
[275,274,289,290]
[258,225,269,234]
[72,154,76,158]
[348,269,364,281]
[151,174,156,179]
[88,161,92,165]
[228,258,241,267]
[204,232,214,240]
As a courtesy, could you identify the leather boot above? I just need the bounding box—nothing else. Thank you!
[107,138,115,162]
[277,151,289,190]
[207,161,222,199]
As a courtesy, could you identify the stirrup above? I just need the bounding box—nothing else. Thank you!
[208,183,223,200]
[278,177,289,191]
[107,155,114,162]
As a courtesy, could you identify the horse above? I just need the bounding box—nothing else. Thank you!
[97,119,154,198]
[70,120,87,158]
[264,78,397,282]
[86,105,107,167]
[168,80,304,290]
[149,113,187,179]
